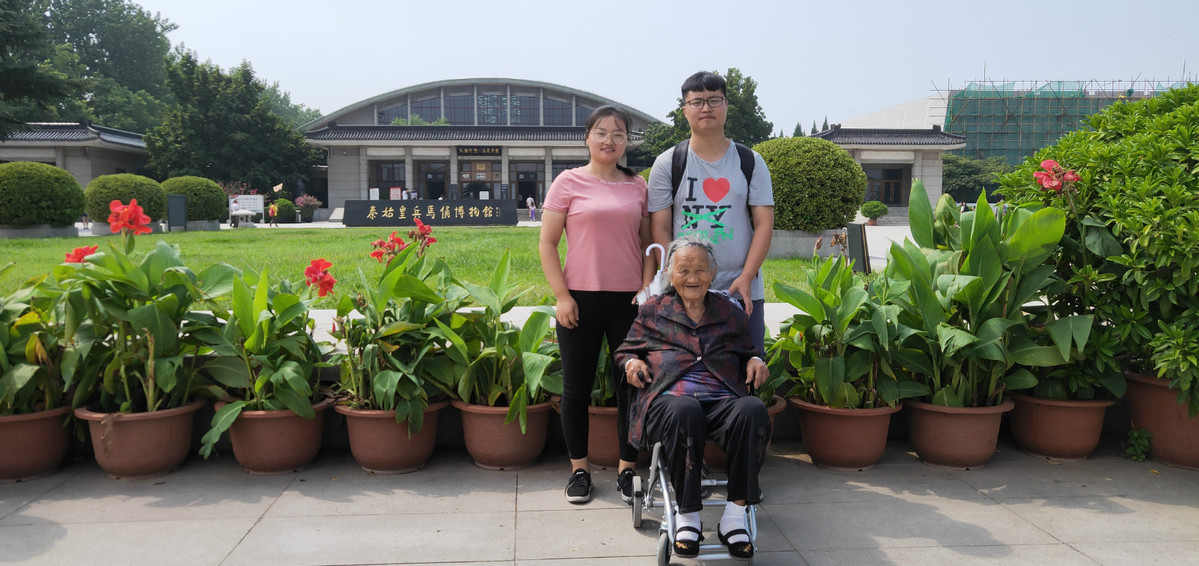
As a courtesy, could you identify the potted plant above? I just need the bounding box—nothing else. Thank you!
[62,199,234,478]
[886,182,1084,469]
[331,223,466,473]
[0,264,77,481]
[998,159,1124,460]
[294,194,322,222]
[860,200,889,226]
[447,249,562,470]
[1000,85,1199,468]
[770,255,926,470]
[195,262,337,474]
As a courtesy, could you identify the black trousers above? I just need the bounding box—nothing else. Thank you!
[645,394,770,514]
[556,290,639,463]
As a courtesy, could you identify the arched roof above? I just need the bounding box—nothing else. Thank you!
[303,77,659,131]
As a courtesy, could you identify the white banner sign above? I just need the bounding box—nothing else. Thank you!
[229,194,265,213]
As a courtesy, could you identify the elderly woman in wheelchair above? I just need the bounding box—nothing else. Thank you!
[614,235,770,560]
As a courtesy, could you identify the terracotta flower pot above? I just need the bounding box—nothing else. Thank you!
[74,399,205,479]
[904,399,1014,470]
[0,406,72,481]
[1009,392,1114,461]
[226,398,334,475]
[586,405,621,469]
[452,400,550,470]
[1125,371,1199,470]
[704,395,786,471]
[335,400,448,474]
[790,397,900,471]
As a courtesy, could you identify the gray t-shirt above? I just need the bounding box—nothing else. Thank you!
[648,141,774,301]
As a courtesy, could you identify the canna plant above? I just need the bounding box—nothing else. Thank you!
[885,181,1091,407]
[332,222,469,434]
[770,255,926,409]
[195,263,337,458]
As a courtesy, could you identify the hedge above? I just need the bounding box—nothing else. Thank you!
[162,176,227,222]
[85,174,167,222]
[0,162,85,227]
[753,137,865,232]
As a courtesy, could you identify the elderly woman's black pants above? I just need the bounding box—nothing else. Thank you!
[644,394,770,513]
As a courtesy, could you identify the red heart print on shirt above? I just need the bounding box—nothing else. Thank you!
[703,178,730,202]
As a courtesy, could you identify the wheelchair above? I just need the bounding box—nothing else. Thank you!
[631,441,758,565]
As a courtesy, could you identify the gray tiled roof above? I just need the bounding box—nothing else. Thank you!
[811,125,966,146]
[5,122,145,149]
[306,124,644,143]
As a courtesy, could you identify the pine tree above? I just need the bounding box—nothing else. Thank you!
[792,122,804,137]
[821,116,829,131]
[810,121,818,135]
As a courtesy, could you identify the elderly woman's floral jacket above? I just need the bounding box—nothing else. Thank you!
[613,289,758,450]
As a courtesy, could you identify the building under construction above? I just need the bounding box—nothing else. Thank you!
[843,78,1194,165]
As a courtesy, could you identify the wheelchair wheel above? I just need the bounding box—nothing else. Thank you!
[631,475,644,528]
[656,531,672,566]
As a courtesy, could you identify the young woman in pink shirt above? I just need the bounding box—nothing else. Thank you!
[539,106,654,504]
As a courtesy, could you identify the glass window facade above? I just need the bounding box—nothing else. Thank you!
[477,93,507,125]
[378,103,408,125]
[444,93,473,125]
[511,94,540,126]
[411,97,440,123]
[575,104,593,127]
[544,98,571,126]
[374,161,405,198]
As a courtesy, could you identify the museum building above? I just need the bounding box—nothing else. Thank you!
[302,78,658,212]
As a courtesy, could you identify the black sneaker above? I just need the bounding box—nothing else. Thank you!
[565,468,593,504]
[617,468,638,504]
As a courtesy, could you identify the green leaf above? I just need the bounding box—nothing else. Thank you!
[199,400,247,458]
[774,281,825,323]
[1005,207,1066,273]
[1005,368,1038,390]
[908,179,934,248]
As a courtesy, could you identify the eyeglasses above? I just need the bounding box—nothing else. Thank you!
[589,131,628,145]
[684,96,726,110]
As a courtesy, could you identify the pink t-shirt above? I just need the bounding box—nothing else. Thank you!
[542,168,648,292]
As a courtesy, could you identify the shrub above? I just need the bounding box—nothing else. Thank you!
[860,200,889,220]
[0,162,84,227]
[999,83,1199,408]
[85,174,167,222]
[161,176,227,222]
[294,194,322,221]
[272,197,296,223]
[753,137,865,232]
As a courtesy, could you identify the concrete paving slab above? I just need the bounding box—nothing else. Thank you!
[999,495,1199,544]
[766,496,1058,552]
[2,458,291,525]
[265,456,519,517]
[223,512,515,566]
[514,508,655,560]
[799,544,1099,566]
[1070,541,1199,566]
[0,517,256,566]
[0,469,79,520]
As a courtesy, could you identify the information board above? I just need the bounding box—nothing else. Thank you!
[342,199,518,227]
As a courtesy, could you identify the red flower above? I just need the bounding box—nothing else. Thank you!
[1062,170,1080,183]
[108,199,152,235]
[425,236,437,245]
[304,259,336,297]
[369,249,386,263]
[1040,159,1060,172]
[65,245,98,263]
[414,217,432,236]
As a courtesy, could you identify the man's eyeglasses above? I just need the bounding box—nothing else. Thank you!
[684,96,726,110]
[589,131,628,145]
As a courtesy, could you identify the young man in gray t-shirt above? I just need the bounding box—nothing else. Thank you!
[648,71,775,354]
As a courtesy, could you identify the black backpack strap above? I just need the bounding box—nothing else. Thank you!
[734,142,755,199]
[670,139,690,199]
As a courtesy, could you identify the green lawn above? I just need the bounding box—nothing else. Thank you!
[1,225,817,305]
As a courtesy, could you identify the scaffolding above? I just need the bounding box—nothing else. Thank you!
[942,78,1194,164]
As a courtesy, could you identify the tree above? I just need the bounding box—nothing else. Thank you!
[792,122,804,137]
[942,154,1011,203]
[810,121,817,135]
[821,116,829,131]
[0,0,71,138]
[261,81,322,129]
[625,67,773,166]
[753,136,865,232]
[144,53,320,192]
[27,0,176,132]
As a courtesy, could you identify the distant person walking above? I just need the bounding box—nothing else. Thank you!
[268,202,279,227]
[527,196,537,221]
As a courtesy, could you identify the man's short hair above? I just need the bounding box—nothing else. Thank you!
[681,71,726,98]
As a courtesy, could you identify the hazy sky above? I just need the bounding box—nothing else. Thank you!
[133,0,1197,133]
